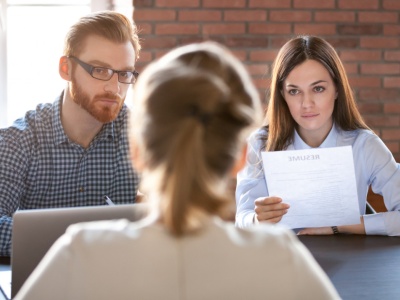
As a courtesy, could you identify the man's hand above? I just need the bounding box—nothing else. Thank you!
[254,196,290,223]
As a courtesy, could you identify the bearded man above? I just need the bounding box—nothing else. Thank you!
[0,11,141,256]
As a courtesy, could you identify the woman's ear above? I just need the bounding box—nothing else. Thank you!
[59,56,71,81]
[230,144,247,176]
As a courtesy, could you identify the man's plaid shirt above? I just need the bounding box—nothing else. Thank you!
[0,94,139,256]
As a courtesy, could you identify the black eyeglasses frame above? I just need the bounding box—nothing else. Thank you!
[68,56,139,84]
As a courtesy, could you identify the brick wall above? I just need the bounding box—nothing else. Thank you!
[132,0,400,161]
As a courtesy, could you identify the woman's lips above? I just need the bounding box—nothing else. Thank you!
[302,113,319,118]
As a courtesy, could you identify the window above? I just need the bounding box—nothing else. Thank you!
[0,0,133,127]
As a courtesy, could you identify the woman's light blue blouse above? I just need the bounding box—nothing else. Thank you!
[236,124,400,236]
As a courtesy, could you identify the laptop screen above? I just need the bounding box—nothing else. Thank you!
[10,203,147,298]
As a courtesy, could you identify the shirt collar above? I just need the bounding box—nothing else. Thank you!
[292,123,339,150]
[52,92,116,146]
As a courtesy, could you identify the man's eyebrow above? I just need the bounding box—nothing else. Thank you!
[88,60,135,70]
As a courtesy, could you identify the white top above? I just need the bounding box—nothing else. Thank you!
[236,124,400,235]
[15,217,340,300]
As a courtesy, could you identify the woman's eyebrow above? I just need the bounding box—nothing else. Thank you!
[310,80,327,86]
[285,80,328,88]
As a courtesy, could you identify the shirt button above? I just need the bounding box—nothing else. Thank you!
[79,187,84,192]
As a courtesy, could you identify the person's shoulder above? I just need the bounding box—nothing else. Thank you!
[65,219,133,246]
[250,126,268,138]
[338,127,378,146]
[33,102,56,120]
[0,102,54,141]
[216,219,297,248]
[247,126,268,146]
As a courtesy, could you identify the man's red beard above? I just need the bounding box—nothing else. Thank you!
[70,77,124,123]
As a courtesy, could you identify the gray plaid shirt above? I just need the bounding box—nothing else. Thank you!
[0,94,139,256]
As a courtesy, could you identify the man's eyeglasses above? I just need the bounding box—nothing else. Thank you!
[68,56,139,84]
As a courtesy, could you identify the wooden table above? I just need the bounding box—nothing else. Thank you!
[298,235,400,300]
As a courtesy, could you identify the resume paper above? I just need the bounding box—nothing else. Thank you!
[261,146,360,229]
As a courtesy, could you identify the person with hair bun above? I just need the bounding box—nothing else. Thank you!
[15,41,339,300]
[236,35,400,236]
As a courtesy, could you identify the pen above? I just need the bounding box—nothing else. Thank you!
[103,196,115,206]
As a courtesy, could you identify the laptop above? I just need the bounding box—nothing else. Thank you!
[5,203,147,299]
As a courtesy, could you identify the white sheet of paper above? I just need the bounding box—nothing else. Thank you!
[261,146,360,229]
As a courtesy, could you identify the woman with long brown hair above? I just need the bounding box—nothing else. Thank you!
[236,35,400,236]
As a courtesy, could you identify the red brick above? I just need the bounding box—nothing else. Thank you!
[327,37,358,48]
[230,50,247,61]
[134,0,153,7]
[359,89,400,101]
[134,9,176,21]
[371,128,382,137]
[179,10,221,21]
[340,50,381,62]
[384,77,400,88]
[385,51,400,61]
[384,25,400,36]
[271,37,292,48]
[249,23,291,35]
[383,0,400,9]
[343,63,358,75]
[360,37,399,49]
[155,50,170,58]
[141,37,178,49]
[338,0,379,9]
[270,11,311,22]
[245,64,270,76]
[224,10,267,22]
[361,63,400,75]
[225,37,269,48]
[136,51,153,64]
[180,36,223,45]
[394,153,400,163]
[357,103,383,114]
[203,0,246,8]
[382,129,400,141]
[294,0,335,8]
[253,77,271,90]
[202,23,245,35]
[337,24,382,35]
[384,103,400,113]
[315,12,355,22]
[155,23,199,35]
[249,0,291,8]
[294,24,336,35]
[155,0,199,7]
[348,77,381,88]
[359,12,398,23]
[386,142,399,155]
[364,115,400,127]
[250,50,280,62]
[136,22,153,34]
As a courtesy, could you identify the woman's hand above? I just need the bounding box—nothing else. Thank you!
[254,196,290,223]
